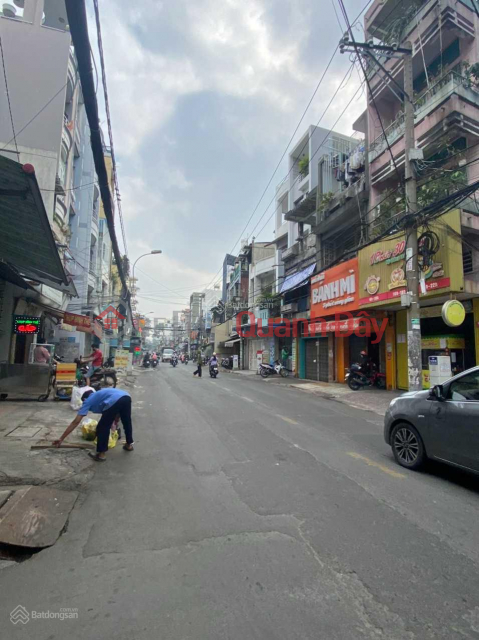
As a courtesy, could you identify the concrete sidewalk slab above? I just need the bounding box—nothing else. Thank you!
[288,381,401,416]
[0,486,78,548]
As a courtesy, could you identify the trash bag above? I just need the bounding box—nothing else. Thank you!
[71,386,94,411]
[81,419,98,441]
[94,429,118,449]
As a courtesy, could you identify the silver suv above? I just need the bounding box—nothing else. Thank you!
[384,366,479,474]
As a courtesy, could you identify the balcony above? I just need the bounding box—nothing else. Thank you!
[369,71,479,173]
[281,243,299,261]
[315,176,369,235]
[62,116,73,150]
[366,0,475,102]
[284,190,317,224]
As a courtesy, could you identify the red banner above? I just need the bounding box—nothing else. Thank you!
[359,277,450,306]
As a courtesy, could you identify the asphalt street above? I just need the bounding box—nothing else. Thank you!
[1,362,479,639]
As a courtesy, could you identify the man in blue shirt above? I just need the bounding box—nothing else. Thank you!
[53,388,134,462]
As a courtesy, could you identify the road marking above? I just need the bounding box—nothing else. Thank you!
[276,414,299,425]
[241,396,254,403]
[346,452,406,478]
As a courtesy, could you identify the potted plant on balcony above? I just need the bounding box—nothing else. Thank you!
[298,155,309,179]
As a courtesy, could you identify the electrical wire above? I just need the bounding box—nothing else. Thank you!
[337,0,403,186]
[0,33,19,158]
[92,0,128,259]
[202,0,374,293]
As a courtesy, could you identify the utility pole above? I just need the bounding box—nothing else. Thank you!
[339,35,421,391]
[403,44,422,391]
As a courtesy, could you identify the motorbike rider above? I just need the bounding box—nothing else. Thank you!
[359,350,372,378]
[209,352,218,373]
[83,344,103,386]
[142,351,151,367]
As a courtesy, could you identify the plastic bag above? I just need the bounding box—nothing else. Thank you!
[81,419,98,441]
[70,386,94,411]
[94,429,118,449]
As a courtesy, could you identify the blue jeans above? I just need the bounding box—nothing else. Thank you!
[86,365,100,379]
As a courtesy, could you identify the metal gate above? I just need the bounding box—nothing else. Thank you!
[305,338,329,381]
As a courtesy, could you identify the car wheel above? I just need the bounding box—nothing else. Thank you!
[391,422,425,470]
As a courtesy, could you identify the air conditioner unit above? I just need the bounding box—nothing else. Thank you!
[281,303,298,314]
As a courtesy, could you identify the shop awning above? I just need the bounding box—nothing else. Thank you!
[0,261,35,290]
[0,155,71,290]
[224,338,241,347]
[280,263,315,294]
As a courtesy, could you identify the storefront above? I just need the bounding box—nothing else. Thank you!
[358,210,468,390]
[301,258,360,382]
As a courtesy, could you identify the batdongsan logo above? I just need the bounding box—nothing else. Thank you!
[235,310,388,344]
[96,305,126,331]
[10,605,78,624]
[10,605,29,624]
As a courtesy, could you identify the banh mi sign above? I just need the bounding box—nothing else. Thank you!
[310,258,359,318]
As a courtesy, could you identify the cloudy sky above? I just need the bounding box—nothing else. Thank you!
[90,0,369,318]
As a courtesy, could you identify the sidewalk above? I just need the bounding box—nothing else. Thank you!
[286,380,401,416]
[0,369,136,491]
[222,368,401,416]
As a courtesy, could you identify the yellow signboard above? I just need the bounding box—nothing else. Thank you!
[358,210,463,308]
[114,349,129,369]
[421,336,465,350]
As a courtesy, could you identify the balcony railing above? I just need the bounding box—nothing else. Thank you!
[369,71,476,162]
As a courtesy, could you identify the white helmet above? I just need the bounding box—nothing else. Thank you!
[213,352,217,356]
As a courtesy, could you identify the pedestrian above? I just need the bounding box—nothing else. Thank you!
[193,350,202,378]
[33,338,51,364]
[53,387,134,462]
[281,346,289,369]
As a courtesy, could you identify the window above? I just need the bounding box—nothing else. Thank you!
[279,195,288,224]
[447,371,479,401]
[463,244,473,274]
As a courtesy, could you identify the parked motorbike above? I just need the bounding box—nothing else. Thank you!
[221,357,233,370]
[76,359,117,389]
[259,360,288,379]
[209,364,219,379]
[346,363,386,391]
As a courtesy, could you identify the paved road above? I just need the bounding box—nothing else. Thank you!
[1,363,479,639]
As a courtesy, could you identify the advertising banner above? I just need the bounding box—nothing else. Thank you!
[310,258,359,319]
[357,210,463,307]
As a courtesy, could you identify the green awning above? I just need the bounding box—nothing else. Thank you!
[0,154,70,289]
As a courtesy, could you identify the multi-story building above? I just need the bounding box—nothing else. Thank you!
[344,0,479,391]
[272,126,359,377]
[243,242,277,370]
[222,254,236,303]
[0,0,82,364]
[201,284,221,355]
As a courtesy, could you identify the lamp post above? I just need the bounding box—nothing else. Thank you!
[131,251,162,337]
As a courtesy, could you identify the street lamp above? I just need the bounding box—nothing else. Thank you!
[131,250,162,288]
[131,251,162,336]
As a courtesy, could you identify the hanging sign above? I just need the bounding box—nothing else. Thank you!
[442,300,466,327]
[13,315,41,334]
